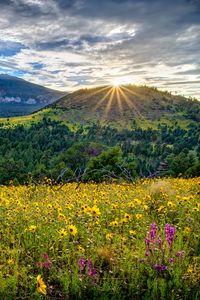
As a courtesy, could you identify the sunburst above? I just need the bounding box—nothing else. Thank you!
[104,87,116,119]
[64,83,143,120]
[92,87,113,112]
[121,85,143,99]
[91,84,143,120]
[111,76,132,87]
[118,87,143,118]
[115,87,123,117]
[68,85,111,106]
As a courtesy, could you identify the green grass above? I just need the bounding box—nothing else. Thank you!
[0,107,196,132]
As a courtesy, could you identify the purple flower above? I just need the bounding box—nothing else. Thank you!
[169,258,175,264]
[87,259,97,278]
[43,260,52,269]
[157,237,163,250]
[175,251,184,257]
[42,253,52,269]
[43,253,49,260]
[78,257,86,271]
[145,238,151,251]
[165,224,176,248]
[154,264,167,272]
[149,223,157,241]
[145,238,150,245]
[36,252,52,269]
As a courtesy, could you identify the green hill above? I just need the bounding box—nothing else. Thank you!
[1,84,199,129]
[50,84,200,127]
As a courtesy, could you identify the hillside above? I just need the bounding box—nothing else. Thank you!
[0,84,199,184]
[50,85,200,126]
[0,74,66,117]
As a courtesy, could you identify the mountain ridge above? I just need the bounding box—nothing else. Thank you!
[0,74,66,117]
[50,84,200,125]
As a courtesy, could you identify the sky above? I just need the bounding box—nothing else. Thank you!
[0,0,200,98]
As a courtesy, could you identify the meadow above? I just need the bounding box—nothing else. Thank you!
[0,178,199,299]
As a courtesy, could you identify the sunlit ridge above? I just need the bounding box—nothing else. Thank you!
[65,84,144,120]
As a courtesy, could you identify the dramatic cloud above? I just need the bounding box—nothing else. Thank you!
[0,0,199,98]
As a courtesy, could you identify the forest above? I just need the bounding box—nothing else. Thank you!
[0,117,199,185]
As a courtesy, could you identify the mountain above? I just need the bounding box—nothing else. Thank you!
[0,74,66,117]
[0,84,199,184]
[50,84,200,126]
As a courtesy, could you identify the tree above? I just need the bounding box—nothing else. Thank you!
[84,146,137,182]
[187,159,200,177]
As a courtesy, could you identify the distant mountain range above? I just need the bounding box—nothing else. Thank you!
[0,74,66,117]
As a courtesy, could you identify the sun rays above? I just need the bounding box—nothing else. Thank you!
[111,76,133,87]
[89,84,144,120]
[92,87,113,112]
[116,87,123,117]
[64,83,144,121]
[119,87,143,118]
[104,87,116,119]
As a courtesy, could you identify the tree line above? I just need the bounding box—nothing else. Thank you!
[0,117,199,184]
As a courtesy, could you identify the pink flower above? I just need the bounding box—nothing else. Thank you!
[78,257,86,271]
[169,258,175,264]
[175,251,184,257]
[36,252,52,269]
[87,259,97,278]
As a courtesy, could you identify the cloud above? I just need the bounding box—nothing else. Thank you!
[162,80,200,85]
[0,0,199,98]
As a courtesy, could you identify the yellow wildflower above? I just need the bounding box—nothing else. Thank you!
[110,220,119,227]
[58,213,65,219]
[129,230,137,236]
[28,225,37,232]
[7,258,14,265]
[184,227,192,234]
[106,233,113,241]
[68,224,78,236]
[143,205,148,210]
[121,218,128,224]
[59,228,67,238]
[167,201,175,208]
[157,205,165,213]
[124,213,131,220]
[192,207,199,212]
[77,245,85,253]
[91,205,101,216]
[36,275,47,295]
[135,213,143,220]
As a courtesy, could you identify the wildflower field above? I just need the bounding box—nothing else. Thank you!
[0,178,200,299]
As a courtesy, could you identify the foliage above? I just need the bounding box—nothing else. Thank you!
[84,146,137,182]
[0,117,199,184]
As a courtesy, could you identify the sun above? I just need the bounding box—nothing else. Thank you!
[111,76,132,87]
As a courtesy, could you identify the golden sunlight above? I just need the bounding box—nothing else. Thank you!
[111,76,132,87]
[88,84,144,120]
